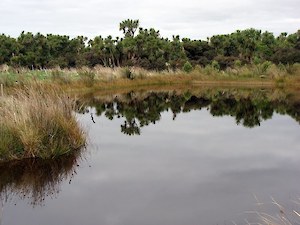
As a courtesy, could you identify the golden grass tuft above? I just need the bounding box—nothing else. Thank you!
[0,85,86,161]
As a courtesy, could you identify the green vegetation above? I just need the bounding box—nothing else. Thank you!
[0,19,299,71]
[0,19,299,89]
[183,61,193,73]
[0,85,85,161]
[1,63,300,93]
[0,19,299,161]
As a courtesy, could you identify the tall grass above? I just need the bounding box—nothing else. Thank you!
[0,85,86,161]
[0,63,300,91]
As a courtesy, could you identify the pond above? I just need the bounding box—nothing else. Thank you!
[1,87,300,225]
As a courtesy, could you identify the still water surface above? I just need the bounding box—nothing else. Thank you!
[1,88,300,225]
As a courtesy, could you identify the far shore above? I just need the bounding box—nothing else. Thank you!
[1,64,300,95]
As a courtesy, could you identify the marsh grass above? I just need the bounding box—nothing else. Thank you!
[50,69,72,84]
[0,85,85,161]
[78,70,96,87]
[0,64,300,92]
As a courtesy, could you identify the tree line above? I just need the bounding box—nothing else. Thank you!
[0,19,299,70]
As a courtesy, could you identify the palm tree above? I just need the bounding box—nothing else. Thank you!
[119,19,139,37]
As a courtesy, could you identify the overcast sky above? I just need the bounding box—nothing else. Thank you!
[0,0,299,40]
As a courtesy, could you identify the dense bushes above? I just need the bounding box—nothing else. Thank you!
[0,20,299,71]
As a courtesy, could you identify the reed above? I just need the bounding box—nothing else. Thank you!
[0,64,300,92]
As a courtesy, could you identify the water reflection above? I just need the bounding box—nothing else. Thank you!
[79,88,300,135]
[2,87,300,225]
[0,151,83,206]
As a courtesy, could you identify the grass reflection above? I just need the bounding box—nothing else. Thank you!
[0,150,83,206]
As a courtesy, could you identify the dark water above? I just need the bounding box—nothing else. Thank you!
[1,88,300,225]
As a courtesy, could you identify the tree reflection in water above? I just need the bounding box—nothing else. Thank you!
[0,151,83,206]
[1,88,299,209]
[79,88,300,135]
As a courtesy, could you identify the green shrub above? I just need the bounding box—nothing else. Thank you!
[182,61,193,73]
[203,65,214,75]
[254,61,273,75]
[253,56,261,65]
[234,60,242,68]
[260,61,272,74]
[211,60,220,71]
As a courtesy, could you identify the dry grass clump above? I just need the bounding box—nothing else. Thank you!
[0,85,85,161]
[50,69,73,84]
[93,65,123,80]
[0,64,9,73]
[92,65,162,81]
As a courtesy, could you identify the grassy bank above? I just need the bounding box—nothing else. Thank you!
[1,63,300,93]
[0,85,85,161]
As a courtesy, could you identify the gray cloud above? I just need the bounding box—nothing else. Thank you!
[0,0,299,39]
